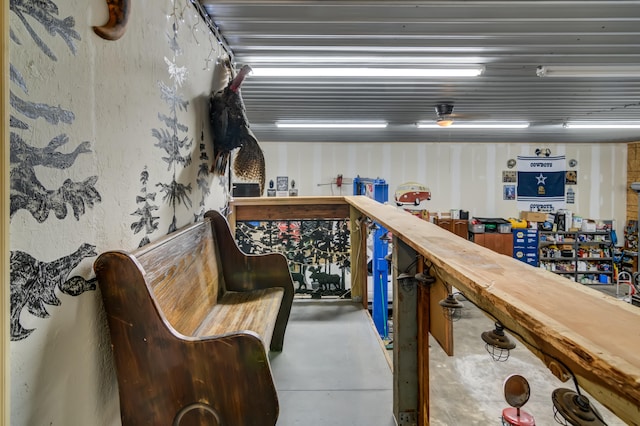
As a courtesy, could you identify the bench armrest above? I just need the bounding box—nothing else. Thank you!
[205,210,294,351]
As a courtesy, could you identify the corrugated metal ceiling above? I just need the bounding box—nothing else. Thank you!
[200,0,640,143]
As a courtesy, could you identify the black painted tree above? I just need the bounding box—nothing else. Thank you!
[9,0,100,222]
[9,0,101,340]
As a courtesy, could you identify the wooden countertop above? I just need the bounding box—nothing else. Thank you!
[344,195,640,424]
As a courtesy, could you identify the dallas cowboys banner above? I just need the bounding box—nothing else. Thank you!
[517,155,566,211]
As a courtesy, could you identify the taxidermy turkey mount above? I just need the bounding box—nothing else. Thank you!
[209,61,266,194]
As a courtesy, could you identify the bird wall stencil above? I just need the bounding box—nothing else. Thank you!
[10,244,97,340]
[209,61,266,194]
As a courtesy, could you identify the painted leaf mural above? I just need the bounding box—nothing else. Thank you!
[194,135,212,222]
[142,15,195,236]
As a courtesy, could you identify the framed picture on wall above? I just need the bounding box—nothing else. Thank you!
[276,176,289,191]
[504,185,516,200]
[276,176,289,196]
[502,170,517,183]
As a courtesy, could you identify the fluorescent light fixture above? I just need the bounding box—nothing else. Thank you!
[564,121,640,129]
[242,55,486,65]
[537,65,640,78]
[276,121,388,129]
[417,121,530,129]
[251,66,484,78]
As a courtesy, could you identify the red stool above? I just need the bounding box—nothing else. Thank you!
[502,375,536,426]
[501,407,536,425]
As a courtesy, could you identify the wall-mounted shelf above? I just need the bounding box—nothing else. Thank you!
[539,230,614,284]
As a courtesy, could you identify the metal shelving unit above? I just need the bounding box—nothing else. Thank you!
[538,230,614,284]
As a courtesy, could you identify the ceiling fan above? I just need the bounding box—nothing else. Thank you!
[434,102,487,127]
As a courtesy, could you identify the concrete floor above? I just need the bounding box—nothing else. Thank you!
[427,287,625,426]
[271,300,395,426]
[272,284,629,425]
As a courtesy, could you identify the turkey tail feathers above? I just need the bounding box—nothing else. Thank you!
[233,134,266,195]
[211,151,230,175]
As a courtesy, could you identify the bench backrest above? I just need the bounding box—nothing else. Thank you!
[134,218,223,336]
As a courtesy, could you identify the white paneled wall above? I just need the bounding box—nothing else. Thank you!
[262,141,627,235]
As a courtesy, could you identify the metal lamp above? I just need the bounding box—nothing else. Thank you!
[481,322,516,361]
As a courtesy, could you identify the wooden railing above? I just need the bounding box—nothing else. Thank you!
[229,195,640,426]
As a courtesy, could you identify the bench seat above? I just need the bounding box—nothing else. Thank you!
[194,288,284,349]
[94,210,294,426]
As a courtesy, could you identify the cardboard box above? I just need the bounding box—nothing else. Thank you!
[520,211,548,222]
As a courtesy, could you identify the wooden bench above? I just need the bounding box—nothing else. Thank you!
[94,210,295,426]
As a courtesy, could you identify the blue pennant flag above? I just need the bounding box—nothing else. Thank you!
[517,155,566,212]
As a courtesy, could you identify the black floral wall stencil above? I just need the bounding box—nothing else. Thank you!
[9,0,100,340]
[131,167,160,248]
[194,129,211,222]
[151,29,194,233]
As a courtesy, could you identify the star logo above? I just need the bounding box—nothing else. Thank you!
[536,173,547,185]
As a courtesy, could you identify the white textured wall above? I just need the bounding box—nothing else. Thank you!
[262,141,627,235]
[9,0,227,424]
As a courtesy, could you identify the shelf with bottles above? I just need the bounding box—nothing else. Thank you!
[538,229,613,283]
[621,250,638,275]
[624,220,638,251]
[576,272,613,285]
[538,231,577,245]
[539,260,576,274]
[575,245,612,261]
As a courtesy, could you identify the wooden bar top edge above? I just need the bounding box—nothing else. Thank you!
[344,195,640,423]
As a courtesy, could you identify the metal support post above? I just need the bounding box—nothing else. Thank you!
[393,237,419,426]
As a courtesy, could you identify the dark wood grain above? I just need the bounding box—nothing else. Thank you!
[206,210,294,351]
[94,210,294,425]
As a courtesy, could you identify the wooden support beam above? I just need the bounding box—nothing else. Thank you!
[416,256,454,425]
[1,4,9,422]
[427,270,454,357]
[349,207,367,304]
[230,196,349,221]
[416,257,430,426]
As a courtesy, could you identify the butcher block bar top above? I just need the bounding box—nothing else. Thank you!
[229,195,640,424]
[346,195,640,424]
